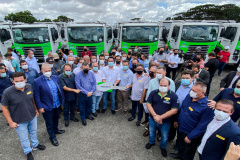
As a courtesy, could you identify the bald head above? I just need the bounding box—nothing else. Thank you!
[42,63,51,73]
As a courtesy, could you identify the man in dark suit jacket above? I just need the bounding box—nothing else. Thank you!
[198,99,240,160]
[33,63,65,146]
[220,64,240,91]
[192,64,210,85]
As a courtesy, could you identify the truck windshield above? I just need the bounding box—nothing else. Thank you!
[13,28,50,44]
[122,26,159,42]
[68,27,104,43]
[181,25,219,42]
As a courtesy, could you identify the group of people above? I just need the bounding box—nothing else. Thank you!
[0,45,240,160]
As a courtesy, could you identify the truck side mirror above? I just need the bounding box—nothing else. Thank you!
[54,30,58,40]
[108,29,112,39]
[113,29,118,38]
[0,29,6,41]
[61,29,65,39]
[220,28,225,37]
[162,28,169,42]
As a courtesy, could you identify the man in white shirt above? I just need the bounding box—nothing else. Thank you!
[98,55,105,71]
[166,49,180,80]
[116,47,121,56]
[102,56,120,114]
[0,53,14,72]
[115,55,122,69]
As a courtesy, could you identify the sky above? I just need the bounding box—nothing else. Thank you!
[0,0,239,24]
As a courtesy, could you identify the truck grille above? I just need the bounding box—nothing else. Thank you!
[130,46,150,54]
[187,45,209,54]
[76,46,97,57]
[22,47,44,63]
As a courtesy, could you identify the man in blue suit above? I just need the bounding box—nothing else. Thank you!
[198,99,240,160]
[33,63,65,146]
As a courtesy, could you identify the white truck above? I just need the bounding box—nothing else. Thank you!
[0,24,13,57]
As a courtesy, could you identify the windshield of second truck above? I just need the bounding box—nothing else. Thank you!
[13,28,50,44]
[68,27,104,43]
[122,26,159,42]
[181,25,219,42]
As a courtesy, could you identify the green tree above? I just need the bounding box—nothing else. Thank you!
[39,18,52,22]
[4,10,37,23]
[165,17,172,20]
[53,15,74,22]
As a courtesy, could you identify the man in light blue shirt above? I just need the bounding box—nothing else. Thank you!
[129,52,144,69]
[25,50,40,73]
[141,54,149,68]
[166,49,181,80]
[116,60,133,115]
[7,48,19,62]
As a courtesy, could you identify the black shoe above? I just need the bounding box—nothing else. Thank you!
[82,120,87,126]
[96,109,100,113]
[145,143,155,149]
[32,144,46,150]
[54,130,65,134]
[51,138,59,146]
[136,121,141,126]
[70,118,79,122]
[92,113,97,117]
[65,121,69,127]
[27,152,34,160]
[128,117,135,121]
[86,116,94,120]
[160,148,167,157]
[111,110,116,114]
[169,153,182,159]
[101,109,106,113]
[128,109,132,113]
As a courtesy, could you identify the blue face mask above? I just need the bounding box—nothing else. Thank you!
[181,79,191,86]
[234,87,240,95]
[93,67,98,72]
[123,66,128,70]
[65,71,71,76]
[108,62,114,67]
[1,72,6,78]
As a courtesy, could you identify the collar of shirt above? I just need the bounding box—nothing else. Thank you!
[212,116,231,125]
[181,82,194,88]
[42,75,51,81]
[193,96,208,104]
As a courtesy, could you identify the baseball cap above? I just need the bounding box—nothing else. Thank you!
[225,46,230,50]
[53,53,59,59]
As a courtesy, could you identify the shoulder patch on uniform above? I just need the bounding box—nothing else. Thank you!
[216,134,225,140]
[27,91,32,95]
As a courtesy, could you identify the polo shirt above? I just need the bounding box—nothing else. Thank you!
[129,58,144,69]
[131,73,149,101]
[1,84,36,124]
[81,51,92,58]
[147,89,179,123]
[11,59,20,72]
[152,53,167,67]
[53,60,65,72]
[20,68,39,86]
[168,54,180,68]
[205,58,219,76]
[59,73,77,102]
[75,70,96,95]
[0,73,13,103]
[119,68,133,91]
[143,59,149,68]
[213,88,240,122]
[217,50,230,63]
[178,95,214,141]
[176,82,193,107]
[25,57,40,73]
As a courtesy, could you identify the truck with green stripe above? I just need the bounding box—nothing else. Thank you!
[61,22,113,57]
[11,22,62,63]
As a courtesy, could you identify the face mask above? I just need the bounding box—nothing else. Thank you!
[174,53,178,55]
[181,79,191,86]
[83,69,89,74]
[122,57,127,61]
[65,71,71,76]
[111,52,116,56]
[92,67,98,72]
[159,86,168,93]
[49,64,53,68]
[22,65,28,70]
[196,58,200,62]
[15,81,26,89]
[159,51,163,54]
[1,72,6,78]
[69,53,73,56]
[189,90,197,99]
[31,55,34,58]
[55,59,59,62]
[68,61,74,65]
[237,67,240,73]
[108,62,114,67]
[128,52,132,55]
[105,56,109,60]
[133,64,137,69]
[170,51,173,54]
[44,71,52,78]
[136,70,143,75]
[134,49,137,52]
[84,49,87,52]
[156,74,162,80]
[123,65,128,70]
[149,72,154,78]
[214,109,229,121]
[234,87,240,95]
[100,60,105,64]
[92,59,97,62]
[116,61,121,64]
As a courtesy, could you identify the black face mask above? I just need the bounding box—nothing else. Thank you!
[196,58,200,62]
[159,51,163,54]
[174,53,178,55]
[55,59,59,62]
[133,64,137,69]
[136,70,143,75]
[116,61,121,64]
[83,69,89,74]
[128,52,132,55]
[149,72,154,78]
[84,49,87,52]
[111,52,116,56]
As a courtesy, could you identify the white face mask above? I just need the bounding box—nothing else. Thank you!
[100,60,105,64]
[49,64,53,68]
[159,86,168,93]
[68,61,74,65]
[105,56,109,60]
[69,52,73,56]
[237,67,240,73]
[43,71,52,78]
[22,65,28,70]
[15,81,26,89]
[214,109,229,121]
[122,57,127,61]
[92,59,97,62]
[189,90,198,99]
[156,74,162,80]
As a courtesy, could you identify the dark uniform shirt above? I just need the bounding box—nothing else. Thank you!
[0,71,13,103]
[205,58,219,76]
[59,73,77,102]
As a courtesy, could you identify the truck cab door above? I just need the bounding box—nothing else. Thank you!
[0,28,13,56]
[106,26,113,52]
[49,26,59,53]
[168,25,180,49]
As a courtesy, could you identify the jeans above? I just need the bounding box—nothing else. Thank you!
[131,100,144,122]
[63,100,76,121]
[92,95,102,113]
[103,90,116,110]
[15,116,39,154]
[149,117,171,149]
[78,93,92,121]
[166,67,177,80]
[42,108,59,140]
[218,61,226,76]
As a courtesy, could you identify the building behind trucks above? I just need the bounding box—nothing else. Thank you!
[0,24,14,58]
[11,22,63,63]
[217,22,240,64]
[61,22,113,58]
[114,21,162,59]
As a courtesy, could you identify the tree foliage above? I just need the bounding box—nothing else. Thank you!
[53,15,74,22]
[166,4,240,22]
[39,18,52,22]
[4,10,37,23]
